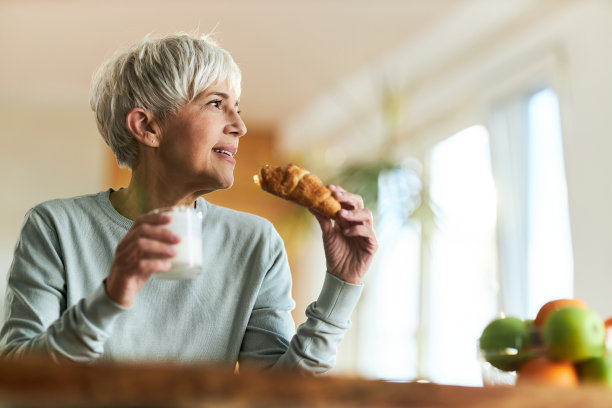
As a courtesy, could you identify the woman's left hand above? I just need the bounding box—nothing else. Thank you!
[311,185,378,285]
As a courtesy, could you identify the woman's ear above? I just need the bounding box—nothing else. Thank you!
[126,107,160,147]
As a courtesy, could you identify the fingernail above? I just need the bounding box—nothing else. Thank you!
[340,209,349,216]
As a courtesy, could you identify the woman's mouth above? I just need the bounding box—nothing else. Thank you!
[212,146,237,164]
[212,148,235,157]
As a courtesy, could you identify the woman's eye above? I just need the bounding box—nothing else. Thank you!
[208,100,223,108]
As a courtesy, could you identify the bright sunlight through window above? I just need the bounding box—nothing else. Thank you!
[358,166,422,381]
[358,88,571,386]
[526,88,573,317]
[426,125,498,386]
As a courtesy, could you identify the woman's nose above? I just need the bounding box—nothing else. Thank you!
[229,112,247,137]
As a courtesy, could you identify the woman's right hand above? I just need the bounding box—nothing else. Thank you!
[105,212,180,307]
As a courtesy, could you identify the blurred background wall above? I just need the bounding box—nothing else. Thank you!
[1,0,612,386]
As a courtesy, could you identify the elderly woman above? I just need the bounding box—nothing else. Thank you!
[0,33,377,372]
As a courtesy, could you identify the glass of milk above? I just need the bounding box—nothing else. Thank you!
[152,206,203,280]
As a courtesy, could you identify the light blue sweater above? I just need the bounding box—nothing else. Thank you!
[0,190,362,372]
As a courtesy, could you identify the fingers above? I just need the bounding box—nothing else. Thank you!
[341,224,378,247]
[318,185,378,252]
[338,208,377,245]
[336,207,373,225]
[329,185,364,210]
[331,190,377,245]
[107,212,185,307]
[138,222,181,244]
[119,236,178,260]
[113,213,182,273]
[117,214,180,248]
[133,258,173,275]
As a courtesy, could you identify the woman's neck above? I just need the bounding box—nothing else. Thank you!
[110,169,201,221]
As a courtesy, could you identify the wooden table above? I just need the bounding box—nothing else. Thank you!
[2,357,612,407]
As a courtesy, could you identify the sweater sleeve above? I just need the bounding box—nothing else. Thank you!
[238,230,363,373]
[0,208,128,362]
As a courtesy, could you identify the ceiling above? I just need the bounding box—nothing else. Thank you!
[0,0,465,127]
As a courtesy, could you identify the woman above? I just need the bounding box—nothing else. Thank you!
[0,33,377,372]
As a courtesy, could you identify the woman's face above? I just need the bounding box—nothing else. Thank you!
[157,79,247,193]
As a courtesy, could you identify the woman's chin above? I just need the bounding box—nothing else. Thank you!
[191,172,234,193]
[212,176,234,191]
[218,182,234,191]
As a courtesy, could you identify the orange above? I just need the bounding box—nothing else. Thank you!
[604,317,612,344]
[534,298,588,327]
[516,357,579,388]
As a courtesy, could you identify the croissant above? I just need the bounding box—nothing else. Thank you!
[253,163,341,219]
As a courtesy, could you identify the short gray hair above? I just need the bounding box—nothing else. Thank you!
[90,33,242,169]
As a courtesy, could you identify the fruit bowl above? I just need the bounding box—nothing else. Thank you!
[479,360,517,386]
[477,316,539,386]
[478,300,611,388]
[477,332,532,387]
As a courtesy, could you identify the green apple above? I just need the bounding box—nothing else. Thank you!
[576,356,612,387]
[479,316,529,371]
[542,307,605,362]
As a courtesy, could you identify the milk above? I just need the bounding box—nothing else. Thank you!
[154,206,203,280]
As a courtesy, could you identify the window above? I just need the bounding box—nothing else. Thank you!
[525,88,573,317]
[353,88,572,387]
[358,126,498,386]
[490,87,573,318]
[425,125,498,386]
[357,166,422,381]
